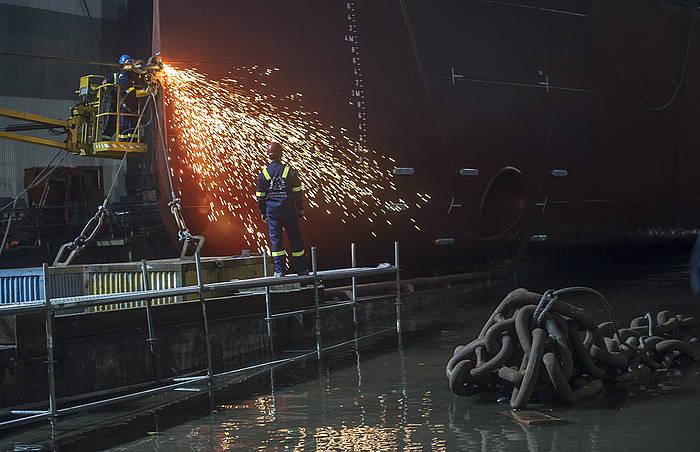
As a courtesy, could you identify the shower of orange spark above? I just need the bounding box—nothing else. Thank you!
[160,63,427,252]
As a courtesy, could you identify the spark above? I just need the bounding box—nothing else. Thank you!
[161,63,423,251]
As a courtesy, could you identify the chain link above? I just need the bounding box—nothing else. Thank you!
[67,205,109,251]
[446,288,698,409]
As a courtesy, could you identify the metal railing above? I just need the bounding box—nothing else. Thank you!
[93,81,144,143]
[0,242,401,429]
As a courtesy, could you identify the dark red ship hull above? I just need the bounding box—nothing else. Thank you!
[153,0,700,270]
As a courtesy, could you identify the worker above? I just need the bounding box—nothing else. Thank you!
[102,54,146,141]
[255,142,308,277]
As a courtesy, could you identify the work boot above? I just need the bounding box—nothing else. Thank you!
[273,256,287,277]
[293,256,308,276]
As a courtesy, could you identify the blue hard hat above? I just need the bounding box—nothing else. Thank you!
[118,54,132,65]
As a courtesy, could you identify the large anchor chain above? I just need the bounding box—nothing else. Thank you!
[446,288,698,409]
[53,205,108,266]
[169,198,205,259]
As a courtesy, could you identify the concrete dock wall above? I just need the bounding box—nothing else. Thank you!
[0,278,495,410]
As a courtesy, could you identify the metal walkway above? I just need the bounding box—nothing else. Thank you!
[0,243,402,429]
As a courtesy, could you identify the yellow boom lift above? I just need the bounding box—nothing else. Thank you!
[0,55,169,266]
[0,56,162,158]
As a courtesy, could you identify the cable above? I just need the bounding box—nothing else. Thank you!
[149,91,206,257]
[1,82,153,261]
[150,93,176,200]
[48,127,68,136]
[102,94,154,206]
[511,9,577,282]
[397,0,491,263]
[129,110,154,130]
[0,150,69,213]
[0,150,70,255]
[529,286,620,340]
[78,0,106,61]
[0,51,117,67]
[397,0,455,181]
[51,94,154,266]
[0,198,17,256]
[553,286,621,341]
[532,289,555,325]
[595,0,695,111]
[535,294,559,327]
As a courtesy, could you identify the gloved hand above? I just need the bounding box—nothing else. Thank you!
[261,214,267,222]
[145,82,159,95]
[297,210,305,219]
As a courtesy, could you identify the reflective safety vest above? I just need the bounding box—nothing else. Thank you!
[262,165,291,201]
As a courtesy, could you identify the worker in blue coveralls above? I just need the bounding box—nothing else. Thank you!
[102,54,146,141]
[255,142,308,277]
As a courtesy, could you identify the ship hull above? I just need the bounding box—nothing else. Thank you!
[153,0,700,270]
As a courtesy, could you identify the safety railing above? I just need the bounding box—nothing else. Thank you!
[93,82,144,143]
[0,242,401,429]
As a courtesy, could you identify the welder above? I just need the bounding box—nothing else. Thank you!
[255,142,308,277]
[102,54,146,141]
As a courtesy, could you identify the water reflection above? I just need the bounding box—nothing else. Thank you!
[115,306,697,451]
[190,332,457,451]
[5,253,699,451]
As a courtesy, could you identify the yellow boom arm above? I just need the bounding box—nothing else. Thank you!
[0,64,161,159]
[0,107,80,152]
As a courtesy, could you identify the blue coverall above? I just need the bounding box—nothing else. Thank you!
[255,161,307,275]
[102,69,142,141]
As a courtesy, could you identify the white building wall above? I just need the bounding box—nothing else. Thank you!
[0,0,130,202]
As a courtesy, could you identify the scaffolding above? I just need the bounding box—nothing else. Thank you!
[0,242,402,430]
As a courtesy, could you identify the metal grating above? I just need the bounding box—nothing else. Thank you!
[0,268,42,303]
[87,269,180,311]
[0,266,85,314]
[0,257,265,312]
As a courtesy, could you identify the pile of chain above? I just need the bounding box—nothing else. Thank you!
[446,288,698,409]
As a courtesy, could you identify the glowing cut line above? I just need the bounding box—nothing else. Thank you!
[161,64,427,251]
